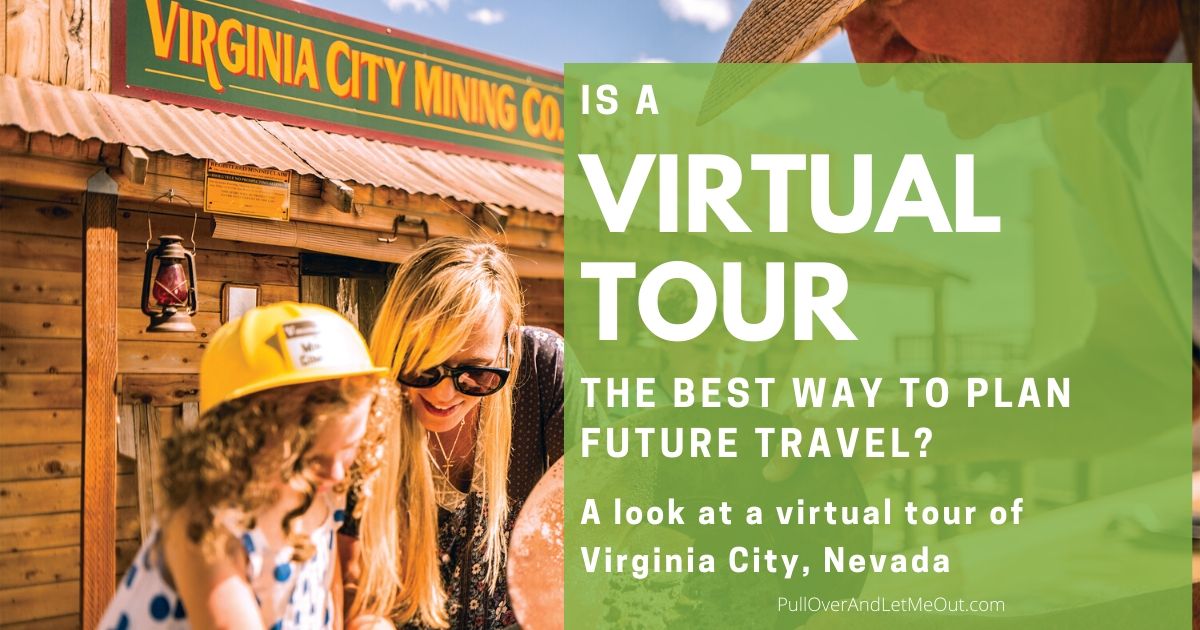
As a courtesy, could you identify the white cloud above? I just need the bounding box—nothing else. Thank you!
[635,54,672,63]
[385,0,450,13]
[659,0,734,32]
[467,8,506,25]
[798,49,823,63]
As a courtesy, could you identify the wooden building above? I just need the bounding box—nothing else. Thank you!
[0,1,564,626]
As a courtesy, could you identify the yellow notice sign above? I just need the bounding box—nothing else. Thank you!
[204,161,291,221]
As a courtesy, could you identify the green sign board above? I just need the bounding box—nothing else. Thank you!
[113,0,564,166]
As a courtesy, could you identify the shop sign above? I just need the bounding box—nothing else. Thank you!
[113,0,564,167]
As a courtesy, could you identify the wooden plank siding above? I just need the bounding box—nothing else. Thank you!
[521,277,564,334]
[0,185,84,627]
[4,0,107,92]
[5,0,51,83]
[0,177,298,625]
[0,192,559,628]
[0,138,304,622]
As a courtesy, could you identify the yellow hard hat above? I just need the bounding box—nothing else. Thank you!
[199,301,387,415]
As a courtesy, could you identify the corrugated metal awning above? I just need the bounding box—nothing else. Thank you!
[0,75,563,216]
[259,122,563,214]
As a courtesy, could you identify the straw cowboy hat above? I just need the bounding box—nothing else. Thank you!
[698,0,867,122]
[717,0,865,64]
[713,0,1199,94]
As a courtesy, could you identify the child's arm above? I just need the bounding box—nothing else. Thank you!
[337,533,362,612]
[331,547,345,630]
[162,510,266,630]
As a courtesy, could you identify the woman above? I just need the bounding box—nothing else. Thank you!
[341,237,564,629]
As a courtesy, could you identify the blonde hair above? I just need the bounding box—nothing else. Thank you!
[160,376,396,563]
[354,236,524,627]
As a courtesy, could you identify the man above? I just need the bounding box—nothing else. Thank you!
[715,0,1195,460]
[714,1,1198,625]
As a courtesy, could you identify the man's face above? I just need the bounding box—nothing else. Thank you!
[838,0,1179,137]
[843,0,1177,63]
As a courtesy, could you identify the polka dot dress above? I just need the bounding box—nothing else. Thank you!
[98,494,346,629]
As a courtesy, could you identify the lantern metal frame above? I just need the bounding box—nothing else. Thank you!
[141,235,199,332]
[140,190,200,333]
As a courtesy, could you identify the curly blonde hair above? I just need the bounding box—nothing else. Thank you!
[159,375,400,562]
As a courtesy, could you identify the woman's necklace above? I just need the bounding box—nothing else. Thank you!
[428,412,477,511]
[431,420,465,477]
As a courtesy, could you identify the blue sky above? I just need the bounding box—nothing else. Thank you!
[292,0,853,71]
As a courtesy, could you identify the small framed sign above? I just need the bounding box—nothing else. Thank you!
[204,160,291,221]
[221,283,261,323]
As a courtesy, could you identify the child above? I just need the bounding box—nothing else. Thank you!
[99,302,397,629]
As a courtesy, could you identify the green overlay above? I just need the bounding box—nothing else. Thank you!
[564,64,1192,628]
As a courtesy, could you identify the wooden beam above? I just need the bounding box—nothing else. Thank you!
[80,169,117,629]
[51,0,91,90]
[116,405,135,460]
[120,166,564,252]
[0,231,301,285]
[180,401,200,430]
[1,181,79,204]
[0,126,30,154]
[30,132,102,163]
[0,155,564,253]
[5,0,50,81]
[119,374,199,407]
[119,146,148,186]
[474,203,510,233]
[88,0,110,92]
[322,178,355,214]
[0,155,94,192]
[132,404,159,540]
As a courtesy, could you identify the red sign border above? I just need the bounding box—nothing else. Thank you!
[111,0,565,171]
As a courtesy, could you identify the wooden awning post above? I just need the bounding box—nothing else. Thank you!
[80,169,119,628]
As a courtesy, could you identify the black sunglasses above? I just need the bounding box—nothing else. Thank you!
[398,335,512,396]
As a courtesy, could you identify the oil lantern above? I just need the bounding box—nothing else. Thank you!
[141,235,198,332]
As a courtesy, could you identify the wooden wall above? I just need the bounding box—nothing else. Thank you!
[0,185,93,627]
[0,196,555,628]
[0,131,562,627]
[0,182,300,628]
[522,277,563,334]
[3,0,110,91]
